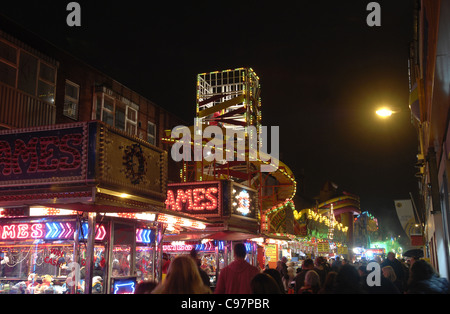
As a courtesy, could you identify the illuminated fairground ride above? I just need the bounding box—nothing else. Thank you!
[162,68,298,240]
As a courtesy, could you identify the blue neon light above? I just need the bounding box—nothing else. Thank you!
[113,281,135,294]
[80,222,89,240]
[46,222,61,239]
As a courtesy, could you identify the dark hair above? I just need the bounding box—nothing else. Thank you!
[335,264,362,293]
[263,268,286,294]
[302,258,314,268]
[251,273,282,294]
[135,281,157,294]
[189,248,198,259]
[234,243,247,259]
[409,260,435,282]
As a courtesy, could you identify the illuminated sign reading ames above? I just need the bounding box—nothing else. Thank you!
[165,181,222,218]
[0,222,76,240]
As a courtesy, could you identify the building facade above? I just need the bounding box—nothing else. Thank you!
[0,16,183,183]
[409,0,450,279]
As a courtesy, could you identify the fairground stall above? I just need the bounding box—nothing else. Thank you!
[162,180,260,287]
[0,121,208,294]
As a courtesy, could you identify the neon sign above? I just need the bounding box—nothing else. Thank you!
[113,280,136,294]
[0,222,155,244]
[235,190,251,215]
[136,228,154,244]
[231,185,257,219]
[163,241,216,252]
[0,125,86,182]
[165,181,222,218]
[0,222,75,240]
[80,223,107,241]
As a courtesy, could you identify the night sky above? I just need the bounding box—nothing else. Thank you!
[1,0,418,238]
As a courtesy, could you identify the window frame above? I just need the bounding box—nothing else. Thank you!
[93,91,139,136]
[0,38,56,103]
[63,80,80,120]
[125,106,138,136]
[147,121,156,146]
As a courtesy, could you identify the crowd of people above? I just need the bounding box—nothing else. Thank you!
[135,244,449,294]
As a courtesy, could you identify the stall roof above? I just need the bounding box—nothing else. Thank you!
[164,230,260,242]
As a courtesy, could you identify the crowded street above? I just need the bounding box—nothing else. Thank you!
[0,0,449,305]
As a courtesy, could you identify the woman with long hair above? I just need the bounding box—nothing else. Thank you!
[152,255,211,294]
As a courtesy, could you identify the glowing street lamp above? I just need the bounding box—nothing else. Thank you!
[376,108,394,118]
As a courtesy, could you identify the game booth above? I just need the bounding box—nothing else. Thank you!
[161,180,261,287]
[0,122,208,294]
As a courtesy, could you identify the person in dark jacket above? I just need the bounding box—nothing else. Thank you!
[406,260,449,294]
[293,258,314,294]
[276,256,289,291]
[333,264,364,294]
[264,268,286,294]
[381,252,406,290]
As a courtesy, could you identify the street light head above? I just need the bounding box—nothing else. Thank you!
[376,108,394,118]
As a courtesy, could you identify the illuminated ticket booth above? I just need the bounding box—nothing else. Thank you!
[163,180,260,287]
[0,122,206,294]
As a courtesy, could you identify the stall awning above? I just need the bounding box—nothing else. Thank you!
[164,230,260,242]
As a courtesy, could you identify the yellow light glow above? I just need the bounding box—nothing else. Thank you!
[376,108,393,118]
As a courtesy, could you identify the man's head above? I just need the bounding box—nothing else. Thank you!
[387,252,395,261]
[302,258,314,270]
[234,243,247,260]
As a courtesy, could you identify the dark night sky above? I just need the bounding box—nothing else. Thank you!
[1,0,419,238]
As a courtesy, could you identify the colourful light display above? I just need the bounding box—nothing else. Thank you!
[0,222,75,240]
[165,181,222,218]
[136,228,154,244]
[231,185,257,219]
[0,221,154,244]
[80,223,107,241]
[113,279,136,294]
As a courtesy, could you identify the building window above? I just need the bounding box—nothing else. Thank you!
[64,80,79,120]
[102,96,115,127]
[38,62,56,103]
[0,40,17,87]
[18,51,38,95]
[115,106,126,131]
[126,106,137,136]
[147,121,156,145]
[0,39,56,103]
[94,90,139,136]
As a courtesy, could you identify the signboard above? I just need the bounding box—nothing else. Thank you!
[230,183,258,219]
[165,181,222,219]
[394,200,417,239]
[112,278,136,294]
[0,122,168,211]
[411,235,424,246]
[265,243,278,269]
[0,221,76,240]
[98,125,167,200]
[317,242,330,254]
[337,246,348,255]
[0,123,89,186]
